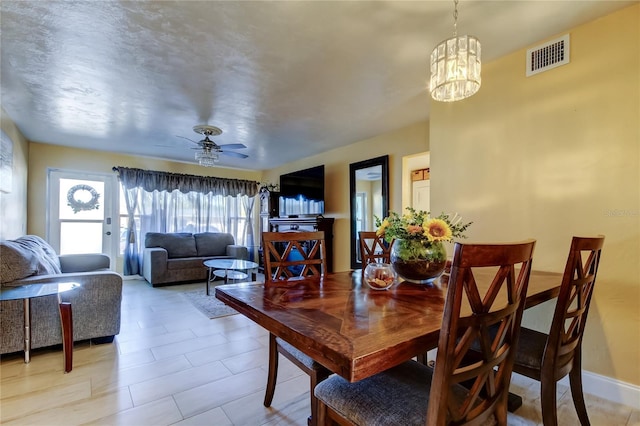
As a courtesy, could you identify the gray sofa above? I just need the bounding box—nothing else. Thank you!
[142,232,249,286]
[0,235,123,355]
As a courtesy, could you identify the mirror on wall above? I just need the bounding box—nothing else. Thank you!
[349,155,389,270]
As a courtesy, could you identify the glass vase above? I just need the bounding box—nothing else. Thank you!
[363,262,397,290]
[390,238,447,284]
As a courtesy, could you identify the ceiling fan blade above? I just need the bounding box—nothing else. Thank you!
[176,135,199,145]
[221,151,249,159]
[217,143,247,150]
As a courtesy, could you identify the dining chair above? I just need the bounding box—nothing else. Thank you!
[261,231,332,426]
[358,231,393,276]
[512,235,604,426]
[315,239,536,426]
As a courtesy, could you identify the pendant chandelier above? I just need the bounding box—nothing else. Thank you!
[429,0,481,102]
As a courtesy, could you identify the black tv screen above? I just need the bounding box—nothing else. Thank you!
[279,165,325,216]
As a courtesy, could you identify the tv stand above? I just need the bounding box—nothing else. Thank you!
[268,216,335,273]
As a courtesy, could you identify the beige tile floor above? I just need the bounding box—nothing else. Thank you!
[1,278,638,425]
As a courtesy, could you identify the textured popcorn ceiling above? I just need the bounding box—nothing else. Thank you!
[0,1,634,170]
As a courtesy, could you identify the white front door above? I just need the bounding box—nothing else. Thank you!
[48,169,117,264]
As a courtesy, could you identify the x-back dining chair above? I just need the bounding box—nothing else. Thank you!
[315,239,536,426]
[261,231,332,426]
[358,231,393,276]
[512,235,604,426]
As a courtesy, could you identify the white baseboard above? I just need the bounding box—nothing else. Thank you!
[559,370,640,409]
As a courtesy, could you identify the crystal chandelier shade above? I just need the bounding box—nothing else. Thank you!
[195,148,219,167]
[429,0,481,102]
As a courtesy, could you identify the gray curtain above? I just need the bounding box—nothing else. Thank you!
[122,184,141,275]
[114,167,259,275]
[242,196,257,261]
[115,167,258,196]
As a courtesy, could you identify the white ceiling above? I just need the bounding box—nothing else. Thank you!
[1,1,634,171]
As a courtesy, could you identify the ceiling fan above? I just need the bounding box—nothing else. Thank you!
[178,125,248,167]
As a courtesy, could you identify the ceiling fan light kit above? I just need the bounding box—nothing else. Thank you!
[195,148,219,166]
[429,0,481,102]
[184,125,248,167]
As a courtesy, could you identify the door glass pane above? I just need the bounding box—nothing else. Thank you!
[60,222,103,254]
[59,179,105,220]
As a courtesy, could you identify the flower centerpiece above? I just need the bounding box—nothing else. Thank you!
[376,208,472,284]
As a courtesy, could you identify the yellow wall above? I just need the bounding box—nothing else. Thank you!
[262,120,430,272]
[0,109,29,240]
[430,5,639,385]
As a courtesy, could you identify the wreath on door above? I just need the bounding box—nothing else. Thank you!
[67,184,101,213]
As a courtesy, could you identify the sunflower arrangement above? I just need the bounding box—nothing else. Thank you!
[375,208,472,262]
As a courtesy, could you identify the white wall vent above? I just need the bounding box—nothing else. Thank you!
[526,34,570,77]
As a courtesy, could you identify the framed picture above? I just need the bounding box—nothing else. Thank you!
[1,129,13,193]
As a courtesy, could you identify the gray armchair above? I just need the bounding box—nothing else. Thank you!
[0,235,123,355]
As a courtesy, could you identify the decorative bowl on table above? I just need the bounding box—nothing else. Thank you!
[364,263,397,291]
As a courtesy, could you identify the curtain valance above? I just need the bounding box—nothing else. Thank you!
[113,166,259,197]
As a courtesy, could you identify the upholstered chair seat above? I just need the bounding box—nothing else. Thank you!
[315,361,476,426]
[512,327,549,374]
[275,338,324,370]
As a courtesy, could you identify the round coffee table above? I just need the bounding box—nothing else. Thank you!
[0,281,79,372]
[212,269,248,282]
[203,259,259,295]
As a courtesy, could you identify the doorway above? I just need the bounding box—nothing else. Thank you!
[403,152,430,210]
[47,169,117,265]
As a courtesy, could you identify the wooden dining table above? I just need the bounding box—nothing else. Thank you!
[215,269,562,384]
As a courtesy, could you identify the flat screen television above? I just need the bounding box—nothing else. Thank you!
[279,165,325,217]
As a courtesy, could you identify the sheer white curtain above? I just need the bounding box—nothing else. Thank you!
[115,167,259,276]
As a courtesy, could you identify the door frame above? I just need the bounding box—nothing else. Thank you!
[47,168,119,266]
